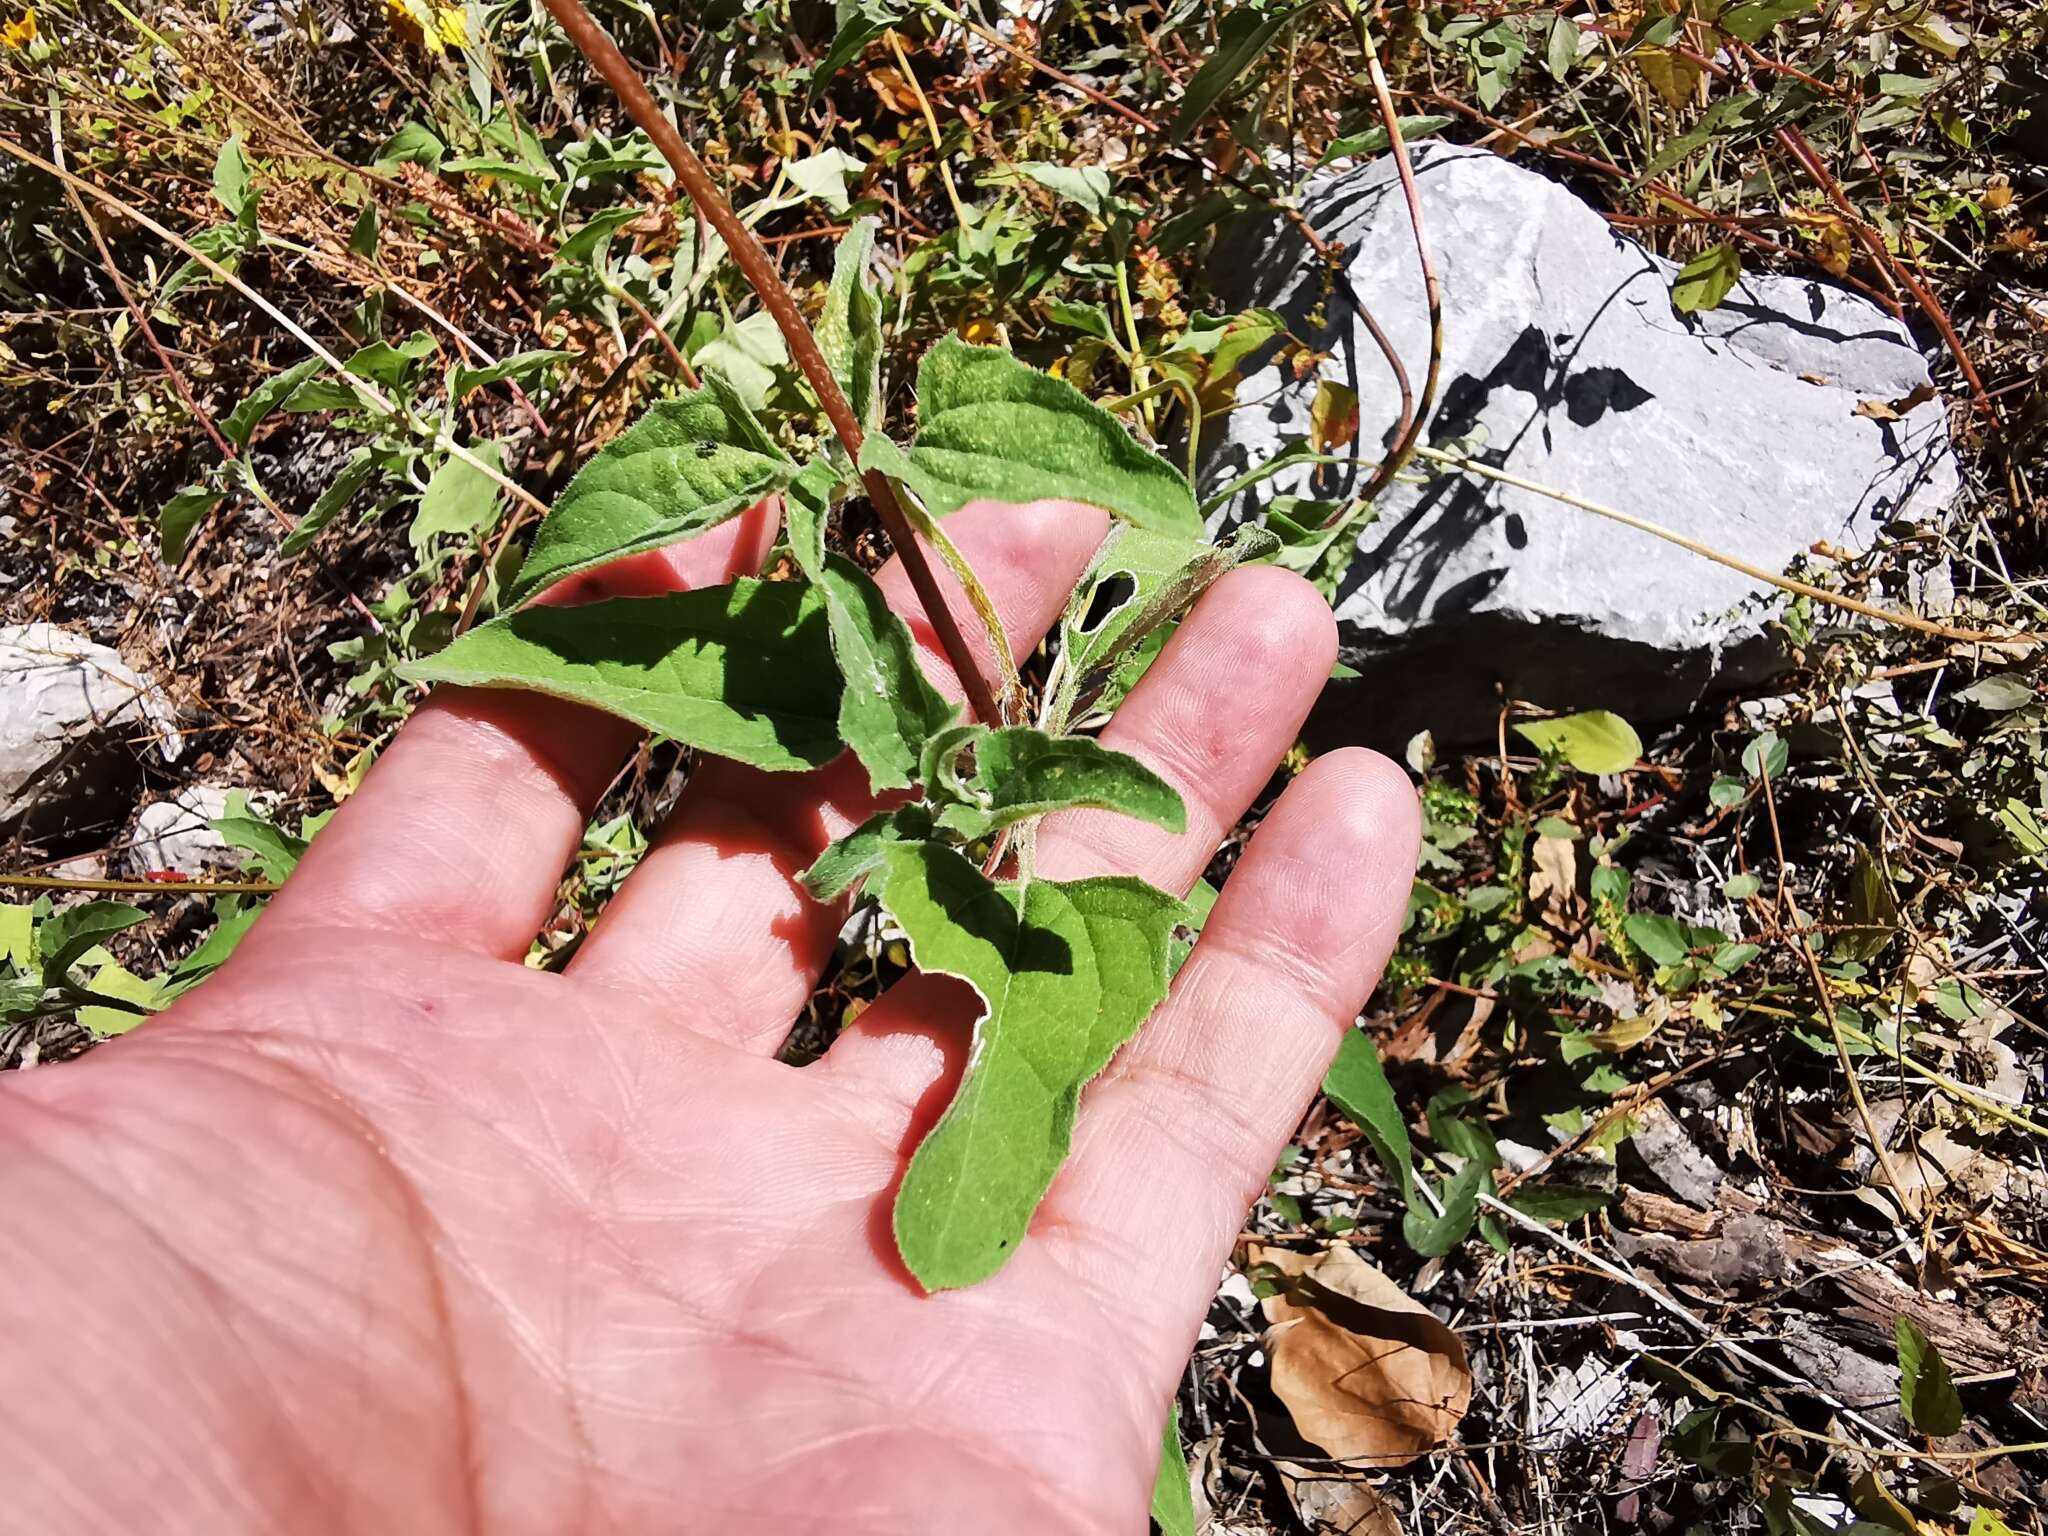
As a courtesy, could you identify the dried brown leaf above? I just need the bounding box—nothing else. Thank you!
[1256,1246,1472,1466]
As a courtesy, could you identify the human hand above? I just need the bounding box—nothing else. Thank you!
[0,499,1418,1534]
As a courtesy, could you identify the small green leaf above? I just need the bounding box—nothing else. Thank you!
[343,331,437,386]
[507,375,795,608]
[211,812,308,882]
[159,485,223,563]
[411,441,504,550]
[1323,1027,1416,1205]
[1546,11,1581,79]
[1510,1184,1611,1223]
[802,805,935,903]
[783,460,954,791]
[925,726,1187,840]
[895,337,1201,535]
[1742,730,1788,781]
[348,202,379,258]
[1895,1317,1963,1437]
[881,844,1186,1289]
[401,581,842,772]
[1151,1404,1196,1536]
[1169,0,1317,142]
[280,450,378,558]
[75,959,166,1037]
[451,348,575,400]
[1011,161,1112,215]
[164,897,262,998]
[38,901,149,982]
[213,135,252,217]
[1672,244,1743,314]
[816,218,885,438]
[555,207,641,264]
[1512,710,1643,774]
[1722,871,1762,899]
[1317,114,1454,164]
[692,309,790,410]
[222,357,325,447]
[1402,1153,1491,1256]
[1718,0,1818,42]
[1624,913,1690,966]
[374,121,445,171]
[785,146,868,214]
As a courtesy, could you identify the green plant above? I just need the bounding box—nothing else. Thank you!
[367,0,1286,1294]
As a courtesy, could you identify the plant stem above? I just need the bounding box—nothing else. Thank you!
[538,0,1007,727]
[1340,2,1443,517]
[0,873,278,895]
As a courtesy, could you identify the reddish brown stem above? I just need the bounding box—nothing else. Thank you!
[539,0,1006,727]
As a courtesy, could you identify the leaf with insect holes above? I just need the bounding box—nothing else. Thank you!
[1895,1317,1964,1436]
[506,374,795,608]
[889,338,1202,535]
[783,459,954,791]
[401,580,842,772]
[1512,711,1642,774]
[1056,523,1278,721]
[879,843,1186,1289]
[1168,0,1318,142]
[1672,244,1743,314]
[816,218,885,438]
[923,725,1186,841]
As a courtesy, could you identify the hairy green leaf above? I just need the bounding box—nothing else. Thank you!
[924,726,1186,840]
[1895,1317,1964,1436]
[1512,710,1642,774]
[816,218,885,438]
[1056,523,1279,722]
[895,338,1201,535]
[784,460,954,790]
[880,844,1186,1289]
[801,804,935,903]
[786,146,868,214]
[402,580,842,772]
[507,375,795,608]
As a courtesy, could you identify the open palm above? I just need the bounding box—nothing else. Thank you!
[1,499,1417,1534]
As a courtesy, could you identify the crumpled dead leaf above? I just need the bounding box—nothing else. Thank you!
[1275,1461,1400,1534]
[1256,1246,1472,1466]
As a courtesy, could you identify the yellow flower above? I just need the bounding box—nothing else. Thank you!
[957,316,996,345]
[2,8,37,48]
[433,5,467,47]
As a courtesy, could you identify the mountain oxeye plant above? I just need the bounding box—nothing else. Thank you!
[395,0,1277,1293]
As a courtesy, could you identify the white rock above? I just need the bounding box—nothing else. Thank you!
[1205,145,1959,744]
[0,624,174,827]
[130,784,235,875]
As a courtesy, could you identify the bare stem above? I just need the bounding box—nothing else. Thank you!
[538,0,1006,727]
[1341,5,1443,517]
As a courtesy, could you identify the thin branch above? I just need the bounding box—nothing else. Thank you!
[926,1,1162,135]
[538,0,1008,727]
[1412,444,2020,646]
[0,873,278,895]
[1342,5,1443,514]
